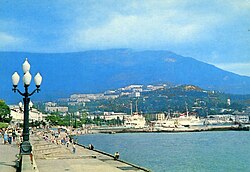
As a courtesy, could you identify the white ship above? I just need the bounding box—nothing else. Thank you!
[154,103,204,128]
[154,114,204,128]
[124,112,146,128]
[124,101,146,128]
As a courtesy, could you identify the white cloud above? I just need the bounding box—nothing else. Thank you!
[0,32,24,49]
[0,32,16,44]
[70,10,220,50]
[1,0,248,61]
[228,0,250,10]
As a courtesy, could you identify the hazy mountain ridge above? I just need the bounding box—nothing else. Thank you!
[1,49,250,103]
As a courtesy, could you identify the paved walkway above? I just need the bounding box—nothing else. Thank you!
[30,133,149,172]
[0,137,19,172]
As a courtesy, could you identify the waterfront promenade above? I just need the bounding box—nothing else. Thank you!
[0,137,19,172]
[0,132,149,172]
[29,132,149,172]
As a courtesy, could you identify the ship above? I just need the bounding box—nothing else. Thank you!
[124,100,146,128]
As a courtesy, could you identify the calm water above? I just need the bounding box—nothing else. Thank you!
[77,131,250,172]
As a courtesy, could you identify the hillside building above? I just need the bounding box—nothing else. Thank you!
[9,105,46,124]
[45,106,68,113]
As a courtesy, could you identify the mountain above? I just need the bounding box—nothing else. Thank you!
[1,49,250,103]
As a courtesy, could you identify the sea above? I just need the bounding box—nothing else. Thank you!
[76,131,250,172]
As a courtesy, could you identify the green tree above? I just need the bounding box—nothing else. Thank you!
[80,112,88,125]
[45,115,62,125]
[0,100,11,123]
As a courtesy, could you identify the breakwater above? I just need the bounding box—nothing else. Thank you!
[89,124,249,134]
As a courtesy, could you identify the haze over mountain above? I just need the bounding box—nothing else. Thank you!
[1,49,250,104]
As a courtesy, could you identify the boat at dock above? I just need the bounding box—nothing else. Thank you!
[124,112,147,129]
[153,113,205,130]
[123,101,147,129]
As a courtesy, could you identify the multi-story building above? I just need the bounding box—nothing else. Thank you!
[9,105,46,124]
[129,91,140,98]
[45,101,68,113]
[45,106,68,113]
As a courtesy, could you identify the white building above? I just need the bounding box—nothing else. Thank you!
[123,85,143,91]
[44,101,68,113]
[147,85,165,91]
[70,93,104,100]
[45,102,57,107]
[45,106,68,113]
[129,92,140,98]
[10,105,46,124]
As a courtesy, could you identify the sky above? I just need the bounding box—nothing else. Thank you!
[0,0,249,76]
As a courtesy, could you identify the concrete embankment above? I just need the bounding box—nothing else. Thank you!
[22,132,150,172]
[89,125,249,134]
[76,143,150,172]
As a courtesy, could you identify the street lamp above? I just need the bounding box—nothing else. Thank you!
[12,58,42,155]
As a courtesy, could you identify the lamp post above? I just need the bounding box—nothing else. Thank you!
[12,58,42,155]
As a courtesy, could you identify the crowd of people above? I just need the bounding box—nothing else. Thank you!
[40,129,77,153]
[0,128,22,146]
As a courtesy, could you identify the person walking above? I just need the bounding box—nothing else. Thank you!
[66,137,69,147]
[72,143,76,154]
[4,131,8,144]
[16,131,21,147]
[12,129,16,142]
[8,130,12,144]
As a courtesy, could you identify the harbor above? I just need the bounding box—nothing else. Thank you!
[1,119,250,172]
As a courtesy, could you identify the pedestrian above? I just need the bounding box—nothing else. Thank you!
[89,144,94,150]
[8,130,12,144]
[72,143,76,154]
[4,131,8,144]
[1,128,4,136]
[12,129,16,142]
[114,152,119,160]
[16,131,21,147]
[66,137,70,147]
